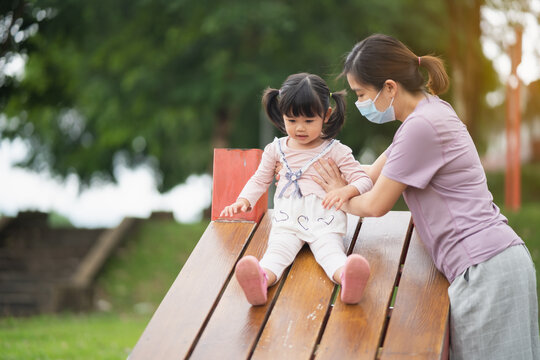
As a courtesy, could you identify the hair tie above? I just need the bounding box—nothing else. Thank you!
[418,56,421,66]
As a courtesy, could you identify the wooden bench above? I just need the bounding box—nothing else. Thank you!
[129,149,450,360]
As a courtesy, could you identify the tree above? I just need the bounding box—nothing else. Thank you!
[0,0,40,109]
[444,0,504,151]
[1,0,498,191]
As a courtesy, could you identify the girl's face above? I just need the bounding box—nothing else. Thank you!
[283,111,329,149]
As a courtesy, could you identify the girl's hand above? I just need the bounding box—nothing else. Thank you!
[312,158,348,192]
[275,161,282,182]
[220,198,251,217]
[322,185,359,210]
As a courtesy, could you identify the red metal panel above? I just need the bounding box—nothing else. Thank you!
[211,148,268,222]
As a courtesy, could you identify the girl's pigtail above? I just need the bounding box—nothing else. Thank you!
[323,90,347,139]
[262,87,286,134]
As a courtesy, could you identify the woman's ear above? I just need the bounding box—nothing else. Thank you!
[385,80,398,97]
[324,107,333,123]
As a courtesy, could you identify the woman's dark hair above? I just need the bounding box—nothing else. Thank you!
[262,73,347,140]
[342,34,449,95]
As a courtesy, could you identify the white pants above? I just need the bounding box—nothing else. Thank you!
[259,195,348,283]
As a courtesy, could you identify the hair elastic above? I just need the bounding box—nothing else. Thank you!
[418,57,421,66]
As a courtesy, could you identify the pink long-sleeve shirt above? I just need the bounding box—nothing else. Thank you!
[238,136,372,207]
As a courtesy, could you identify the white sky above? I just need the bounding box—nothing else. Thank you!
[0,138,212,227]
[0,4,539,228]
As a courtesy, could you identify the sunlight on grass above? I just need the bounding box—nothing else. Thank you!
[0,313,148,360]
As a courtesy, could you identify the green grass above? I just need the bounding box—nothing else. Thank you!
[0,313,147,360]
[0,218,209,360]
[96,219,208,313]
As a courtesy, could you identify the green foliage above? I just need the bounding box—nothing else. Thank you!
[47,211,73,228]
[1,1,497,191]
[486,164,540,206]
[0,1,41,108]
[525,80,540,121]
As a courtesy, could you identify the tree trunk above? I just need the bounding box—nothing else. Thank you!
[446,0,484,143]
[212,107,231,149]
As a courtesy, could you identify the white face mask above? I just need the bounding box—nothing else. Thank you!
[355,89,395,124]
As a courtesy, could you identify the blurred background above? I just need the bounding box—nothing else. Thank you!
[0,0,539,358]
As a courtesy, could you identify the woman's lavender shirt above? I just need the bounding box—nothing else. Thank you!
[381,95,522,283]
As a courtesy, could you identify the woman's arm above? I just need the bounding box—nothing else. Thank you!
[338,175,406,217]
[313,158,406,217]
[315,151,387,185]
[362,152,387,184]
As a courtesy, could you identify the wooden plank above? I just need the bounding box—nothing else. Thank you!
[190,212,281,359]
[251,215,362,359]
[211,148,268,222]
[316,211,412,359]
[252,246,335,359]
[379,228,450,360]
[129,221,257,360]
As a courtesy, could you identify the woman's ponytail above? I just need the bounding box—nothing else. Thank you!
[419,55,449,95]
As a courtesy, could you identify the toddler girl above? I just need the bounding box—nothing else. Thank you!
[221,73,372,305]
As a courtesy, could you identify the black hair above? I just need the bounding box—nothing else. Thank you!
[262,73,346,140]
[342,34,449,95]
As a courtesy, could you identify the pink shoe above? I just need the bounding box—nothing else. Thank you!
[235,256,268,306]
[340,254,370,304]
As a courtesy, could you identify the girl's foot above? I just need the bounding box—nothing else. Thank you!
[235,256,268,306]
[340,254,370,304]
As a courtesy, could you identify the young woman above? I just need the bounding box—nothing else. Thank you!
[314,34,540,359]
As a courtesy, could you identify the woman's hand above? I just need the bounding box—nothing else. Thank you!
[220,198,251,217]
[312,158,348,192]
